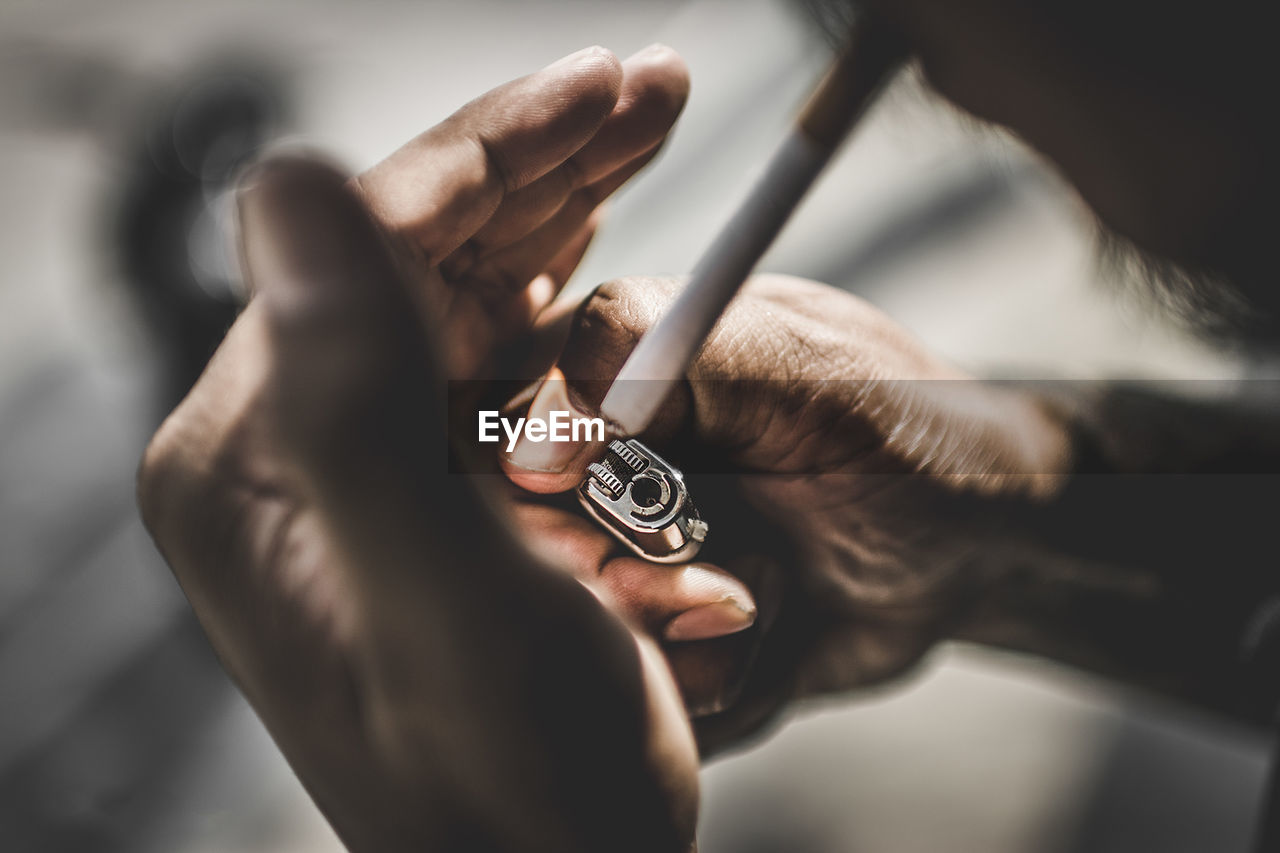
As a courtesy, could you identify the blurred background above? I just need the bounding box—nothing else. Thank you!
[0,0,1274,850]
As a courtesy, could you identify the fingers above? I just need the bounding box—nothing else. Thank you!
[238,156,683,723]
[355,43,687,337]
[354,46,624,265]
[543,210,603,291]
[511,496,757,640]
[141,156,450,736]
[240,156,446,483]
[239,155,543,638]
[509,493,770,717]
[455,143,661,300]
[501,276,691,493]
[500,367,613,488]
[602,559,756,642]
[599,558,760,718]
[489,211,601,343]
[501,273,900,494]
[548,44,687,207]
[443,45,689,293]
[206,157,704,847]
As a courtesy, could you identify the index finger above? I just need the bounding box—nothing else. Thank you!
[353,46,623,264]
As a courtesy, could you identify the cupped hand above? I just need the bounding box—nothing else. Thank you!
[503,274,1073,751]
[137,47,738,852]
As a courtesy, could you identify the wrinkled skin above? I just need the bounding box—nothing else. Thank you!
[506,274,1069,747]
[140,0,1280,843]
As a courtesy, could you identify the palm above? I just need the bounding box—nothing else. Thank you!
[140,48,706,852]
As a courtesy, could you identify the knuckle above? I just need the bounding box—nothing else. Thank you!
[136,416,190,543]
[578,280,640,344]
[137,403,229,555]
[138,404,259,583]
[561,276,677,383]
[577,276,669,344]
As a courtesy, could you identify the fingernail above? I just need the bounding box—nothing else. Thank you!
[545,45,611,70]
[663,597,757,642]
[504,367,595,474]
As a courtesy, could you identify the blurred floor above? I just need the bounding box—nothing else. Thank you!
[0,1,1272,851]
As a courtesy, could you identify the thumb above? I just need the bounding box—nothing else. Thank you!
[238,156,525,593]
[501,276,693,493]
[240,156,442,486]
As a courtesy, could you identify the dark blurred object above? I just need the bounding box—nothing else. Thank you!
[2,42,288,408]
[1,41,294,852]
[0,39,143,134]
[790,0,857,49]
[112,60,288,409]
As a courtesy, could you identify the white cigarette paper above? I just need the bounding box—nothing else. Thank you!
[598,129,827,435]
[597,17,907,437]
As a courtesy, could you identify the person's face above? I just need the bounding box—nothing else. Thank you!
[861,0,1278,329]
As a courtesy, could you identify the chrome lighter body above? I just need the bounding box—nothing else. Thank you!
[578,439,708,564]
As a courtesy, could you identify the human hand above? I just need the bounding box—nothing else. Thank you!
[137,47,731,852]
[503,274,1072,750]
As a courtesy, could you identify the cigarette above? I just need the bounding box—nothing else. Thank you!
[598,15,909,436]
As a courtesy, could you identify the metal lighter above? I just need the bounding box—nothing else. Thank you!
[578,439,708,564]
